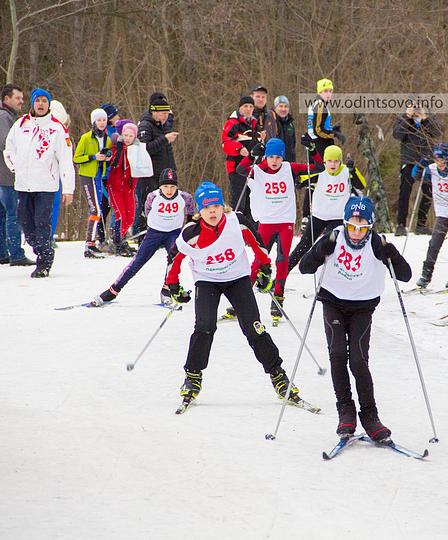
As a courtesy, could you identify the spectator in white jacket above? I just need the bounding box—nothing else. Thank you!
[4,87,75,277]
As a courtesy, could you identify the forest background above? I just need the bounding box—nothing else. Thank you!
[2,0,447,238]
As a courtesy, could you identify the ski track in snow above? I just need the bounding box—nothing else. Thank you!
[1,235,447,540]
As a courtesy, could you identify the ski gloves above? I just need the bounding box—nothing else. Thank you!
[168,283,192,304]
[256,264,273,292]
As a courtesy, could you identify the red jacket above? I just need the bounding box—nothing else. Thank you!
[221,111,259,174]
[107,143,135,191]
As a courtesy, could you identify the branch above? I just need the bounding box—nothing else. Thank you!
[17,0,82,25]
[19,1,114,35]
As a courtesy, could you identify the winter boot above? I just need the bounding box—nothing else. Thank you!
[180,370,202,399]
[84,244,105,259]
[416,262,434,289]
[394,224,407,237]
[359,407,391,442]
[270,367,300,403]
[270,295,284,319]
[336,401,357,438]
[31,268,49,278]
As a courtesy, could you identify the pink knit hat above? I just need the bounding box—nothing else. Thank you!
[122,122,138,138]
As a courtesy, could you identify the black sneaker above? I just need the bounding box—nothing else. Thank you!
[270,367,299,401]
[359,408,391,442]
[394,225,407,237]
[270,295,284,318]
[180,370,202,399]
[336,401,357,437]
[10,257,35,266]
[31,268,49,278]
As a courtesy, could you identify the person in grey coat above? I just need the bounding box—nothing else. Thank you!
[0,83,34,266]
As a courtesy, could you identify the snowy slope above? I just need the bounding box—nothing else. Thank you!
[1,235,447,540]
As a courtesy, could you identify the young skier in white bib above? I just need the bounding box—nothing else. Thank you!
[165,181,316,410]
[299,197,411,441]
[92,168,194,305]
[288,144,366,273]
[414,144,448,289]
[238,137,324,323]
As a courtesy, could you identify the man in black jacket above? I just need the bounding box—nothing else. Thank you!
[393,103,443,236]
[0,84,34,266]
[136,94,178,235]
[272,95,296,162]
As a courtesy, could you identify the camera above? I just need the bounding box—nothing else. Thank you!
[100,148,112,158]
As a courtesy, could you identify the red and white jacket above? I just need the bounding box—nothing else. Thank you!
[4,112,75,194]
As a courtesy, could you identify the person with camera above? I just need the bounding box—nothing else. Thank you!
[136,94,178,239]
[73,108,112,258]
[393,100,443,236]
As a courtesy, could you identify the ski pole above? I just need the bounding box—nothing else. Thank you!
[401,180,422,256]
[306,148,317,291]
[126,304,182,372]
[266,261,327,441]
[268,290,326,375]
[387,256,439,443]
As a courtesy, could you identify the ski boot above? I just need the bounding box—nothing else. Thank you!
[114,241,135,257]
[270,367,300,403]
[31,267,49,278]
[270,295,284,327]
[359,407,391,442]
[91,287,119,307]
[220,307,237,322]
[336,401,357,438]
[300,216,309,234]
[415,225,432,235]
[180,370,202,400]
[416,262,433,289]
[84,243,105,259]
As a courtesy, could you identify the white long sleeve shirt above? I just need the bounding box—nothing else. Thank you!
[4,113,75,194]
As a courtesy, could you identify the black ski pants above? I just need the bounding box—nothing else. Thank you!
[288,216,342,273]
[184,276,282,374]
[323,302,376,411]
[397,164,432,228]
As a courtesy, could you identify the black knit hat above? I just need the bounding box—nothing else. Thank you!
[159,168,178,186]
[150,95,171,112]
[239,95,255,108]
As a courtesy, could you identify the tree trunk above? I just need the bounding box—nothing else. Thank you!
[7,0,19,83]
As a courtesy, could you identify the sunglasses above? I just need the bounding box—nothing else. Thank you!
[344,220,373,233]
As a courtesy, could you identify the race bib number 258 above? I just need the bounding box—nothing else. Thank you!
[206,248,235,265]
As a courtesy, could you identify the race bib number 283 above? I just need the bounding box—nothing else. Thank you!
[337,245,362,271]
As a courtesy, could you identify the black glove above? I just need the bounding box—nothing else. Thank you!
[333,129,346,145]
[345,158,355,173]
[381,242,400,263]
[317,230,338,258]
[251,142,265,157]
[256,264,273,292]
[168,283,191,304]
[300,133,316,152]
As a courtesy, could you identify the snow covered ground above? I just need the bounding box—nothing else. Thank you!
[1,234,447,540]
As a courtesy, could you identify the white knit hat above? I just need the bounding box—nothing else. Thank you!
[50,100,69,125]
[90,108,107,125]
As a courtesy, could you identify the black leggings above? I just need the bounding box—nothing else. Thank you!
[323,302,376,410]
[184,276,282,373]
[288,216,342,273]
